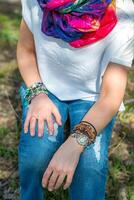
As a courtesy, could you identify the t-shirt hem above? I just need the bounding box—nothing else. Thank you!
[22,15,33,33]
[81,96,126,112]
[110,58,132,68]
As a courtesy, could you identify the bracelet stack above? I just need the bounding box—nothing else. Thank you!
[70,120,98,147]
[77,120,97,142]
[24,82,48,105]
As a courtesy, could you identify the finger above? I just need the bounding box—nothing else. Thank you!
[46,116,54,135]
[63,172,73,190]
[24,111,31,133]
[30,116,37,136]
[52,107,62,126]
[42,166,53,188]
[54,173,66,190]
[38,117,45,137]
[47,171,59,191]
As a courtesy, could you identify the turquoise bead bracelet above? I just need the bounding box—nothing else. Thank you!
[24,82,48,105]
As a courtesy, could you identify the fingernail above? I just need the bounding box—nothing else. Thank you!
[24,129,27,133]
[38,134,42,137]
[49,132,53,135]
[42,184,45,188]
[48,188,53,191]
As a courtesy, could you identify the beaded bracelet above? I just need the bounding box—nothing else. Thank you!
[24,82,48,105]
[81,120,98,136]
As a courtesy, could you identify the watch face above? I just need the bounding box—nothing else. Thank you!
[77,134,89,146]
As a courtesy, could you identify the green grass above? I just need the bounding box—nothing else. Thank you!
[0,126,10,140]
[128,187,134,200]
[0,13,21,45]
[0,146,17,160]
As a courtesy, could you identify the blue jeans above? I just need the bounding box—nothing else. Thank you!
[18,82,117,200]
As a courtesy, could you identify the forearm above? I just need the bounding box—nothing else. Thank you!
[82,94,120,133]
[17,44,42,87]
[82,62,129,134]
[16,19,42,87]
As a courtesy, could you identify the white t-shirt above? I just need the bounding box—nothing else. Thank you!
[21,0,134,112]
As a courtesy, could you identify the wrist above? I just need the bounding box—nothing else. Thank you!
[24,81,48,105]
[68,121,97,153]
[67,135,85,153]
[73,121,97,144]
[31,92,48,102]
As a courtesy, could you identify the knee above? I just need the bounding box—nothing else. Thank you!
[18,144,54,175]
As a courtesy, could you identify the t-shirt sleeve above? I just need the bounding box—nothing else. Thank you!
[20,0,33,32]
[109,21,134,68]
[110,36,134,68]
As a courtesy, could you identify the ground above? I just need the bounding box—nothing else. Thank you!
[0,1,134,200]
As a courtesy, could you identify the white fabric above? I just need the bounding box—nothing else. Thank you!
[21,0,134,112]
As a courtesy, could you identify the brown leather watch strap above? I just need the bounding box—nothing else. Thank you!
[72,121,97,143]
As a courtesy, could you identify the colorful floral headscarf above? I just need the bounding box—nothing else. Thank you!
[37,0,117,48]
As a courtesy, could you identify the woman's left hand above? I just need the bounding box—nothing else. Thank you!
[42,135,84,191]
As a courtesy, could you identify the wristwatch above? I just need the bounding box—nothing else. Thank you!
[70,131,89,149]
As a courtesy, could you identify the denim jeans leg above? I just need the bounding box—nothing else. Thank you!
[17,82,68,200]
[67,100,117,200]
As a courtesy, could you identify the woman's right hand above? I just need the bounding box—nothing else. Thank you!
[24,93,62,137]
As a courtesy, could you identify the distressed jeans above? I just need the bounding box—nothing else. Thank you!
[18,82,118,200]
